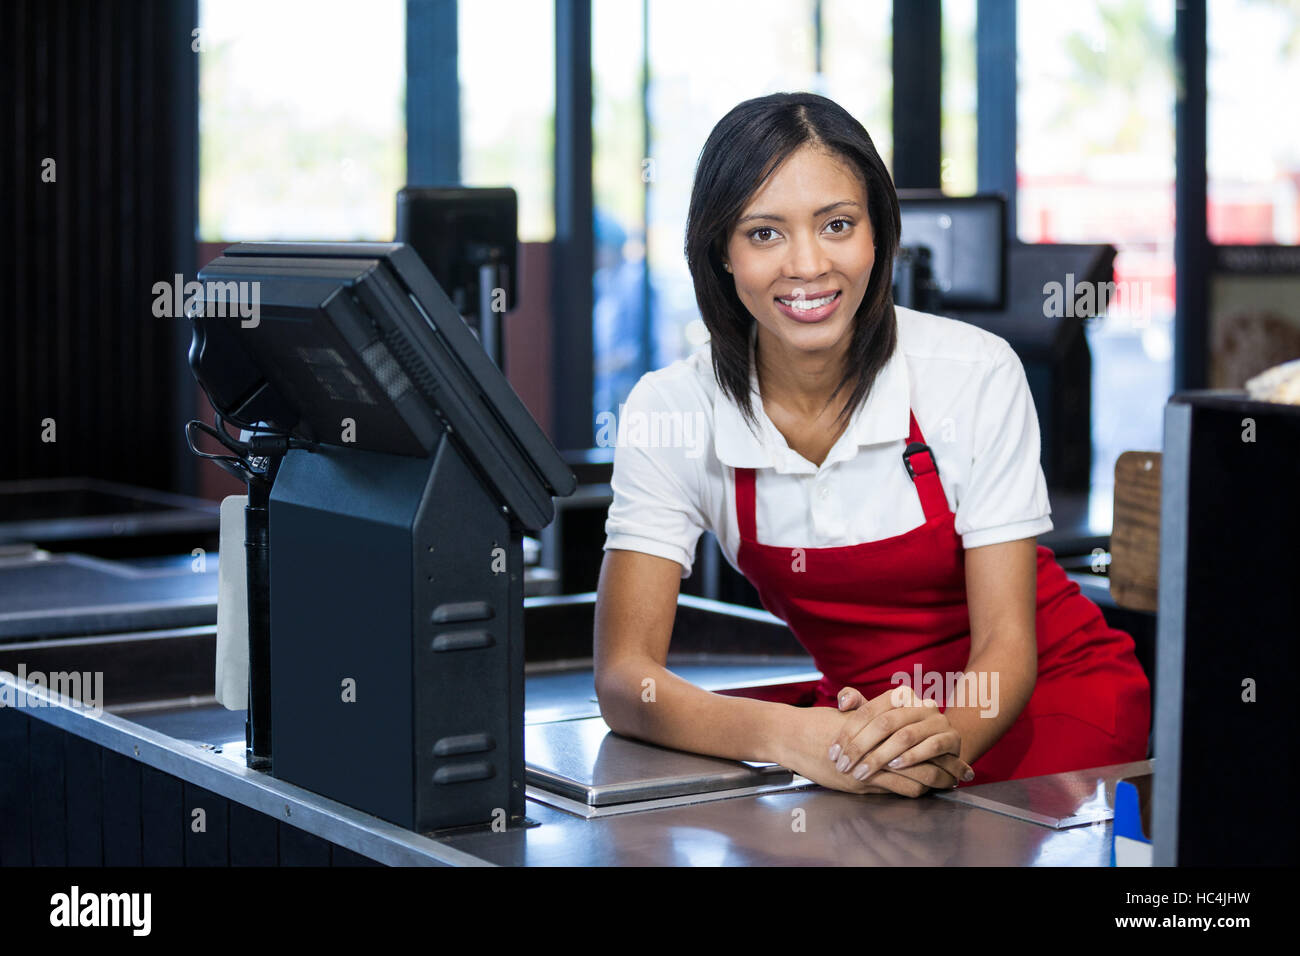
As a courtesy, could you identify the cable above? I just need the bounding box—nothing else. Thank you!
[184,409,318,489]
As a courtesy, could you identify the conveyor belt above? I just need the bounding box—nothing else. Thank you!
[0,552,218,640]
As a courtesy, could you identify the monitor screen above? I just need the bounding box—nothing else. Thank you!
[898,193,1006,310]
[396,187,518,317]
[188,242,575,533]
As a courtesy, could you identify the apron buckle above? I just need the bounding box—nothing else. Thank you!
[903,441,938,480]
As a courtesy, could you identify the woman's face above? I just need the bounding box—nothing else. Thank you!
[724,144,875,362]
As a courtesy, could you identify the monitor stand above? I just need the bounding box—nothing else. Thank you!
[267,435,525,832]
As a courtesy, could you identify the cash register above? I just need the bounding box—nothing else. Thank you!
[185,242,575,832]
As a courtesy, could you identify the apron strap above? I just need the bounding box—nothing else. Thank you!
[904,409,948,522]
[735,466,758,541]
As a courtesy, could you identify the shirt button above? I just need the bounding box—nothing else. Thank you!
[819,486,830,500]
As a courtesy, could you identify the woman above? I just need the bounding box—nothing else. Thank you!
[593,91,1151,797]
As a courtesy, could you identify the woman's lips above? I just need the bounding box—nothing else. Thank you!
[774,290,841,323]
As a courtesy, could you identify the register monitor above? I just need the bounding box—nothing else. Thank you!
[189,242,576,832]
[898,192,1006,311]
[396,186,517,370]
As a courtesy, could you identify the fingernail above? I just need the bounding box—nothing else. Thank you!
[887,757,902,768]
[836,755,849,773]
[853,764,871,780]
[828,744,841,762]
[962,769,975,781]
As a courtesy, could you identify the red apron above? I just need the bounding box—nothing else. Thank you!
[734,408,1151,784]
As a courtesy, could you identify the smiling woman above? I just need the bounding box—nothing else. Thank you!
[721,143,883,467]
[595,92,1151,799]
[686,95,900,443]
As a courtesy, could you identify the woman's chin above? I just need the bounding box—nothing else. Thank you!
[771,312,851,348]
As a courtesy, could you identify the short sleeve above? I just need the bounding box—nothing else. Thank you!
[955,342,1054,549]
[602,376,710,577]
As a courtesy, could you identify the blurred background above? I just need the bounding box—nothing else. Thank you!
[3,0,1298,519]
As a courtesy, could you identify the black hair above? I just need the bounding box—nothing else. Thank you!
[683,91,900,433]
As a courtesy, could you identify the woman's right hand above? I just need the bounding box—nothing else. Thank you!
[776,702,953,797]
[832,685,974,791]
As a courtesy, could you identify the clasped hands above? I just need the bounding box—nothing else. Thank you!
[783,684,975,797]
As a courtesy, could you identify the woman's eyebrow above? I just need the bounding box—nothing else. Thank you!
[737,200,860,225]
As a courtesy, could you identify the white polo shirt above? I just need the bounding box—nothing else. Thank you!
[602,305,1054,578]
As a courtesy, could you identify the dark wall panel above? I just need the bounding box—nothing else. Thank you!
[28,718,68,865]
[64,732,104,865]
[140,765,185,865]
[0,709,34,866]
[0,0,198,492]
[0,707,391,866]
[183,781,230,865]
[102,747,144,866]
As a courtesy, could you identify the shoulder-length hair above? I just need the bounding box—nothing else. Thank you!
[683,91,901,434]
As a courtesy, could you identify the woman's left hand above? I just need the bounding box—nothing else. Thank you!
[829,685,972,789]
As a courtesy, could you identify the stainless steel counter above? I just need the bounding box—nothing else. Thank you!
[1,655,1153,867]
[439,775,1126,866]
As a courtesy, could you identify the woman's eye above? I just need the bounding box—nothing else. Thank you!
[748,219,851,243]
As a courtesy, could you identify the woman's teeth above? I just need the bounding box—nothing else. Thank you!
[778,292,838,311]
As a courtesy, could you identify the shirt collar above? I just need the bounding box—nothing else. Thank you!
[712,315,910,473]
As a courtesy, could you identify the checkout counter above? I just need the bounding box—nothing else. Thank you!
[0,484,1153,866]
[0,592,1150,867]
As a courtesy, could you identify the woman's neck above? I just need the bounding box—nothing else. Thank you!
[754,325,852,421]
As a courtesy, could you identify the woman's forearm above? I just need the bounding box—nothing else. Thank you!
[942,637,1037,766]
[595,659,793,765]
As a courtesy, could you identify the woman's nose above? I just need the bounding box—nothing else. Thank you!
[782,231,831,284]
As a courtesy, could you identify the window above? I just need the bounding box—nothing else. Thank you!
[1017,0,1176,498]
[458,0,556,242]
[1208,0,1300,245]
[942,0,977,195]
[593,0,649,422]
[822,0,894,174]
[197,0,405,241]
